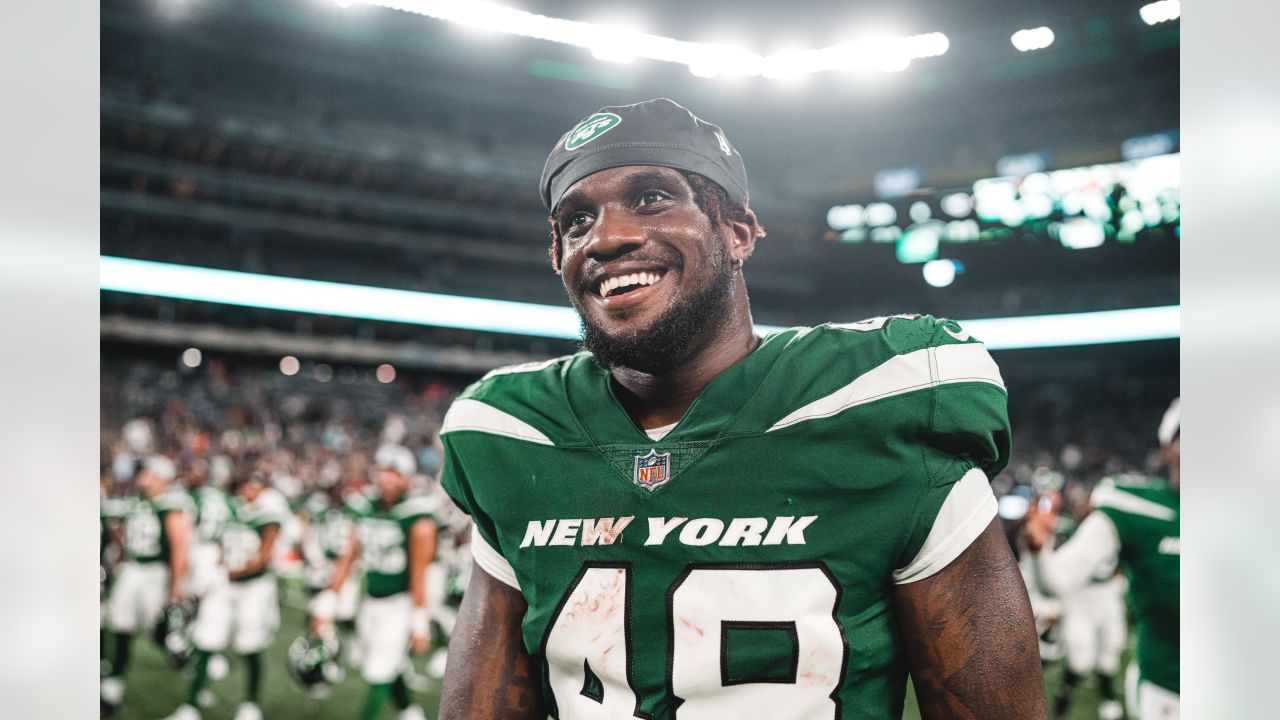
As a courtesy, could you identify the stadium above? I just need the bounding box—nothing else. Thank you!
[98,1,1179,719]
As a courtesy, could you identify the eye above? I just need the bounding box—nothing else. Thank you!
[637,189,669,207]
[564,211,593,232]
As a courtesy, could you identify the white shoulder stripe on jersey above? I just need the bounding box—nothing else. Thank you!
[1091,486,1175,521]
[893,467,997,584]
[392,496,437,518]
[768,343,1004,432]
[829,317,892,332]
[441,398,554,446]
[470,524,522,593]
[479,354,584,381]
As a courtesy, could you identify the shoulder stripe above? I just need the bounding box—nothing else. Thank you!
[768,343,1005,432]
[392,496,437,518]
[441,398,554,446]
[479,354,582,381]
[829,317,892,332]
[1091,486,1176,521]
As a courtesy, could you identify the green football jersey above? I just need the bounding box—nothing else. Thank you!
[114,490,193,564]
[190,485,234,546]
[221,488,291,583]
[307,492,356,561]
[440,316,1011,719]
[345,492,437,598]
[1092,477,1179,693]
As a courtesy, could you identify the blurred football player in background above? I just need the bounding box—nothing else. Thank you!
[101,455,192,716]
[164,471,290,720]
[301,471,361,661]
[311,445,437,720]
[1027,398,1180,719]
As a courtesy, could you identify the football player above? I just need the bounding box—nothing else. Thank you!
[1027,398,1181,719]
[301,474,361,645]
[311,445,437,720]
[101,455,192,715]
[437,99,1046,719]
[184,457,233,600]
[164,471,290,720]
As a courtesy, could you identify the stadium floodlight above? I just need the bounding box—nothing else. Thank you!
[959,306,1180,350]
[335,0,354,8]
[1058,216,1106,249]
[1011,27,1055,52]
[99,257,1180,350]
[922,259,958,287]
[351,1,943,79]
[101,255,584,339]
[1140,0,1181,25]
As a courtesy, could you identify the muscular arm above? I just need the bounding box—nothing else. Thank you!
[163,511,190,602]
[893,519,1047,720]
[228,524,280,581]
[408,518,438,611]
[310,532,359,634]
[407,518,438,653]
[439,564,545,720]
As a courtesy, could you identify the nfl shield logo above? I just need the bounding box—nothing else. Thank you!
[632,449,672,492]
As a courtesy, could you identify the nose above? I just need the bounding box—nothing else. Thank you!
[585,207,645,261]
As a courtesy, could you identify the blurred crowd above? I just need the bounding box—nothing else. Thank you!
[101,353,462,504]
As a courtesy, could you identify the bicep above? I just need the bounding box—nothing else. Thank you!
[440,563,545,720]
[410,519,438,564]
[893,519,1047,720]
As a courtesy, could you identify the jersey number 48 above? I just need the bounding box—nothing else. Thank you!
[542,562,848,719]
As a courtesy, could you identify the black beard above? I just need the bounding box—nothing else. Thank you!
[577,246,735,374]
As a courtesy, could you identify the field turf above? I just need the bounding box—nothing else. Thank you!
[107,594,1113,719]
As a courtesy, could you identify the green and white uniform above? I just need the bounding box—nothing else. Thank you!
[1035,476,1179,717]
[191,488,290,654]
[303,491,361,621]
[105,489,193,632]
[346,492,437,683]
[188,484,234,597]
[441,317,1010,719]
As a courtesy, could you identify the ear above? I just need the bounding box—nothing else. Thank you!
[548,218,563,274]
[726,206,761,267]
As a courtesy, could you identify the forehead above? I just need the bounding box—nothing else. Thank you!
[558,165,690,207]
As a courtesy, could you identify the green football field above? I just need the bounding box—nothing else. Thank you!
[109,601,1113,719]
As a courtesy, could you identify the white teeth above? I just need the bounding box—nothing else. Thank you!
[598,271,662,297]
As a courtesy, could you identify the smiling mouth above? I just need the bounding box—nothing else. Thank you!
[595,270,666,298]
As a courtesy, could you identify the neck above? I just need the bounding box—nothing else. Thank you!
[610,292,757,430]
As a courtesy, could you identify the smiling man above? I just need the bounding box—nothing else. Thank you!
[438,98,1046,719]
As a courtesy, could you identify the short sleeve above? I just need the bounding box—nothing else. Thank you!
[894,325,1011,583]
[440,433,521,591]
[247,490,291,530]
[153,489,194,517]
[392,494,438,528]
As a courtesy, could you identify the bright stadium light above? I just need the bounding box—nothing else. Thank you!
[1140,0,1181,25]
[1058,216,1106,249]
[349,1,943,79]
[335,0,354,8]
[376,363,397,383]
[959,306,1180,350]
[922,259,958,287]
[99,257,1180,350]
[1011,27,1055,52]
[181,347,202,368]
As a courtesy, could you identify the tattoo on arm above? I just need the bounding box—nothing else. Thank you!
[893,519,1048,720]
[440,564,546,720]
